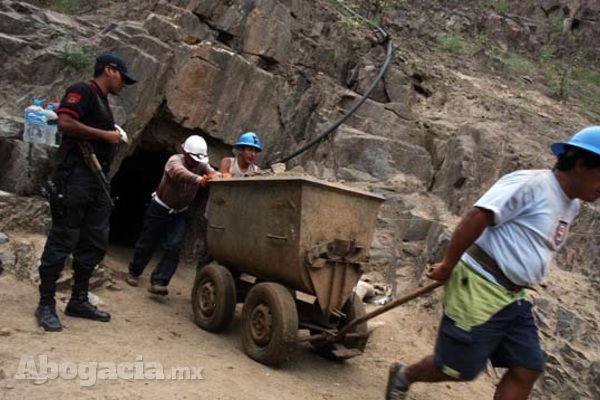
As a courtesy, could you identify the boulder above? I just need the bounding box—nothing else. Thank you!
[0,139,54,196]
[243,0,292,64]
[431,124,519,214]
[165,43,283,153]
[589,361,600,399]
[318,126,433,184]
[99,27,173,143]
[0,191,49,234]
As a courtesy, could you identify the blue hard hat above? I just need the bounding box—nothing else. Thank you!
[551,126,600,156]
[235,132,262,152]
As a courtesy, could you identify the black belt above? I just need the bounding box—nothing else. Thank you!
[465,244,528,292]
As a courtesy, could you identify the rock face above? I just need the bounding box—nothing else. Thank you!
[1,0,599,398]
[0,117,55,195]
[165,43,283,153]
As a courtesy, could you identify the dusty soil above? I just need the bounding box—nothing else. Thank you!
[0,241,497,400]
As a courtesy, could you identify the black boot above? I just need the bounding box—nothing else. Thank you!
[65,281,111,322]
[36,282,63,332]
[35,304,63,332]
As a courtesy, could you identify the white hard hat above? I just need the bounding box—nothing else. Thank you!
[182,135,209,163]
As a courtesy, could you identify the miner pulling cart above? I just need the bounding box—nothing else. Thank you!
[191,175,441,366]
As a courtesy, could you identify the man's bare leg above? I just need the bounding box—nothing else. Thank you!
[405,355,454,383]
[493,366,540,400]
[386,355,456,400]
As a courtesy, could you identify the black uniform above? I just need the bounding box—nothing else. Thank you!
[38,81,116,312]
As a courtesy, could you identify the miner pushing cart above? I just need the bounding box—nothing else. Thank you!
[191,175,441,366]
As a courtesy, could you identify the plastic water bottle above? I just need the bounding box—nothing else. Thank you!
[23,99,47,144]
[43,104,59,147]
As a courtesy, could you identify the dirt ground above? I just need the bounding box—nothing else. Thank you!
[0,241,498,400]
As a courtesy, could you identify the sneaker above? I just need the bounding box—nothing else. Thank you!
[148,285,168,296]
[125,274,139,287]
[386,362,409,400]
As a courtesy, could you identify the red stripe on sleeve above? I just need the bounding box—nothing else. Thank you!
[56,108,80,119]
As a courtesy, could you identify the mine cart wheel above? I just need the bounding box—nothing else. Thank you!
[241,282,298,366]
[311,294,368,360]
[191,263,236,333]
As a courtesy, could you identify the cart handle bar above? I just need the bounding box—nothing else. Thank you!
[338,280,445,337]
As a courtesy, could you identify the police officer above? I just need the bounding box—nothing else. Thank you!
[35,53,137,332]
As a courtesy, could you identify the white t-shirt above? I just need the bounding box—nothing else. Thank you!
[461,169,580,286]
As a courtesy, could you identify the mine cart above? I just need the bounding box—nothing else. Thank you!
[191,176,385,366]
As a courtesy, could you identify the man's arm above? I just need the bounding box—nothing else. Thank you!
[427,207,495,281]
[58,114,120,144]
[219,157,232,174]
[201,163,219,176]
[165,155,206,185]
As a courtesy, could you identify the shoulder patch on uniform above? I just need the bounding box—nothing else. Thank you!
[66,92,82,104]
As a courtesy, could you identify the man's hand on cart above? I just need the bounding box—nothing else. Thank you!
[199,173,219,188]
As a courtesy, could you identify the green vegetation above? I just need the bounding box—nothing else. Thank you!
[331,0,600,116]
[480,0,508,14]
[538,48,585,98]
[546,61,573,98]
[492,0,508,14]
[62,42,91,72]
[57,0,78,14]
[436,34,465,53]
[332,0,405,25]
[331,0,407,38]
[575,68,600,86]
[544,17,564,34]
[471,27,598,112]
[502,53,536,75]
[38,0,79,14]
[539,45,553,65]
[573,67,600,118]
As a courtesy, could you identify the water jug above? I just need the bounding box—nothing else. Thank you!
[23,99,47,144]
[43,104,59,146]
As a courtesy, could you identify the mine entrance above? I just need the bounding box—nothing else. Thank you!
[109,146,173,246]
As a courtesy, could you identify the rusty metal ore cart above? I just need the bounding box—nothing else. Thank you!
[191,176,385,366]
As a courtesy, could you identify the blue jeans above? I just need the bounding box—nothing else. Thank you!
[128,200,187,286]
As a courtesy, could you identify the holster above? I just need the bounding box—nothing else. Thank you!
[43,139,80,225]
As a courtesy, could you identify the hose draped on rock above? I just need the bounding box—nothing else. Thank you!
[273,1,393,165]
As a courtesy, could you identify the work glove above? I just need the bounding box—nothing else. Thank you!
[198,174,215,188]
[114,124,128,143]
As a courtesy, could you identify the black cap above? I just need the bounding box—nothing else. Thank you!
[94,53,137,85]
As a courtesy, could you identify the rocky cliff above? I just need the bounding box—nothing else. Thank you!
[1,0,599,398]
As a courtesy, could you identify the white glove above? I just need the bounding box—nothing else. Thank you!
[115,124,128,143]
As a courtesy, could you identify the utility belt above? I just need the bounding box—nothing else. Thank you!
[53,139,111,177]
[465,244,530,293]
[152,192,188,214]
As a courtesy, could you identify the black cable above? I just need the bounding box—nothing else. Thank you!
[272,0,392,165]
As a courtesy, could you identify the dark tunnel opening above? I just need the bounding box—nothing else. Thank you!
[107,117,233,255]
[109,147,173,246]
